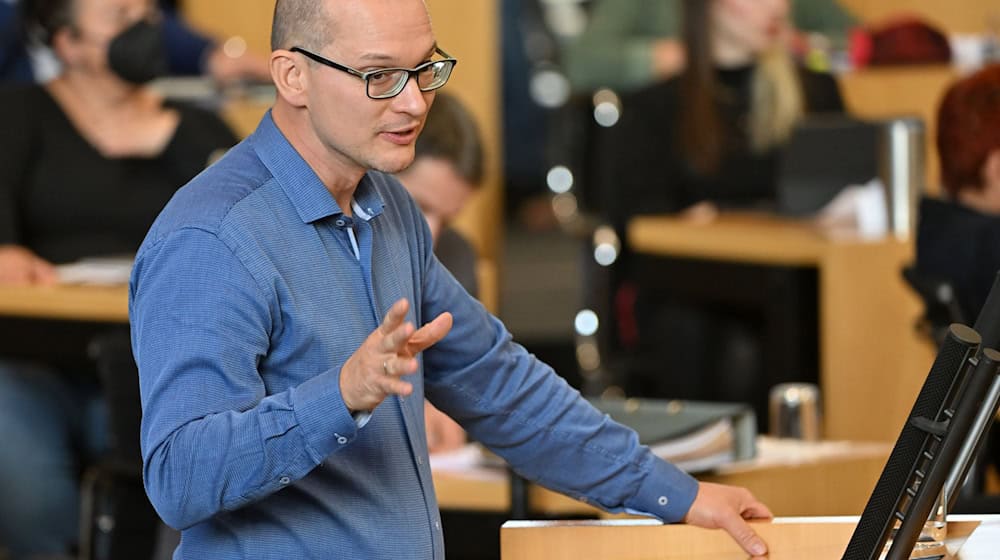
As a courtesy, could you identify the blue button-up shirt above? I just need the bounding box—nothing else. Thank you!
[129,111,698,559]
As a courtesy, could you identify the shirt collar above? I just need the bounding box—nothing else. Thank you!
[251,110,384,224]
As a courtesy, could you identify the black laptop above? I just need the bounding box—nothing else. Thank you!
[775,115,882,216]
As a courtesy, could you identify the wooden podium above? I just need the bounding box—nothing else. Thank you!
[500,516,1000,560]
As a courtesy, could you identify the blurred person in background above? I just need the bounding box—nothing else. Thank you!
[563,0,856,94]
[594,0,844,420]
[601,0,844,220]
[0,0,236,555]
[916,63,1000,324]
[0,0,270,84]
[396,92,485,454]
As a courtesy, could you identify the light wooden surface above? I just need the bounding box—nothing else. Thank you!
[0,284,128,323]
[841,0,1000,34]
[500,516,999,560]
[432,438,891,518]
[628,213,937,442]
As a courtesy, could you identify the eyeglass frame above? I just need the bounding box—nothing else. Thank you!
[289,45,457,100]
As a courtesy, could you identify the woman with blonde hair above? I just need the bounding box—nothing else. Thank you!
[602,0,843,220]
[597,0,843,418]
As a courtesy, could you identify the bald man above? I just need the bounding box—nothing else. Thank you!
[129,1,773,558]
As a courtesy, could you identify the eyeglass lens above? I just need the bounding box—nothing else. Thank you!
[368,60,453,99]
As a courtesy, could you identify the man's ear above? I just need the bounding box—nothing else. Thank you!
[270,50,309,108]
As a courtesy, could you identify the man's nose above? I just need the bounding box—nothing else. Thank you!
[392,74,430,115]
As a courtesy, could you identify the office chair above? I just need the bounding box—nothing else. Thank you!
[901,265,966,348]
[79,330,159,560]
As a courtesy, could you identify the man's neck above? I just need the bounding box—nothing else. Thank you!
[272,102,364,214]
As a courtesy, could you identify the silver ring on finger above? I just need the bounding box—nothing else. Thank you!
[382,360,391,376]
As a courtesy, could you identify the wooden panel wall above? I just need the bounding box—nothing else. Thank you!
[840,0,1000,34]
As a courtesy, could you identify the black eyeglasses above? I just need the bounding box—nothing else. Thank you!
[290,46,457,100]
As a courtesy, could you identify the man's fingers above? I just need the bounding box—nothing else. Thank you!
[406,312,453,354]
[719,513,768,557]
[742,500,773,521]
[379,298,410,336]
[380,321,415,353]
[382,356,417,378]
[379,375,414,398]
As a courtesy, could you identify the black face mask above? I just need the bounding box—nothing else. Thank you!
[107,20,168,85]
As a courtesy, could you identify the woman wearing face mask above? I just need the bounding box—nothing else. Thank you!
[0,0,236,555]
[594,0,844,421]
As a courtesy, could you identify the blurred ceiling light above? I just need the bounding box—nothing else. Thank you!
[223,36,248,59]
[551,192,578,222]
[574,309,600,336]
[576,341,601,371]
[592,226,620,267]
[546,165,574,194]
[592,88,622,127]
[530,68,571,108]
[541,1,588,38]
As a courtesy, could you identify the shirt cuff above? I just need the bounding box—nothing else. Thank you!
[351,410,373,428]
[623,458,699,523]
[289,367,360,463]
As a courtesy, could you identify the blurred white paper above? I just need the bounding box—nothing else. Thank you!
[814,178,888,239]
[57,256,134,285]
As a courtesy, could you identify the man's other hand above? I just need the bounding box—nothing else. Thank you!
[683,481,773,557]
[340,298,452,412]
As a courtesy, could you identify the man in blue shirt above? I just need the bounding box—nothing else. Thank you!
[129,0,772,558]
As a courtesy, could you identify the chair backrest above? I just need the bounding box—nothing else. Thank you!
[902,265,966,348]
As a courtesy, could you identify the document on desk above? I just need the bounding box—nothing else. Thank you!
[429,399,756,476]
[56,256,134,285]
[588,398,757,473]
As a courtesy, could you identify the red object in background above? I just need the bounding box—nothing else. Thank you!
[848,27,874,67]
[849,16,951,68]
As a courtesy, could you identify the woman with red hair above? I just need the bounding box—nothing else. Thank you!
[916,63,1000,323]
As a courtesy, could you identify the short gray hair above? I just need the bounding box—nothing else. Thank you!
[270,0,333,51]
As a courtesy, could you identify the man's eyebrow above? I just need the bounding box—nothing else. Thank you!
[357,44,438,64]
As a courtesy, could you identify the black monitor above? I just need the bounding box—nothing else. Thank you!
[775,116,881,217]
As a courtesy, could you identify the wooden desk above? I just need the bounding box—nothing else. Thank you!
[0,283,128,323]
[500,515,1000,560]
[432,438,891,518]
[628,213,937,442]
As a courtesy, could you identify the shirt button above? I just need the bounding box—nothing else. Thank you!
[335,219,346,227]
[337,436,348,445]
[434,521,441,530]
[279,476,291,485]
[417,456,424,466]
[658,496,669,506]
